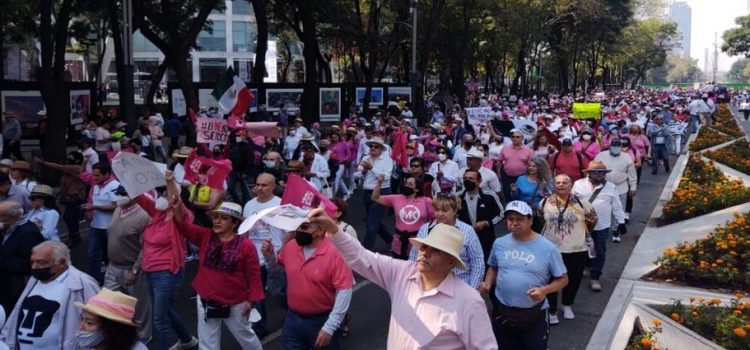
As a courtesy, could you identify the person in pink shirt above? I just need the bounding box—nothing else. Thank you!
[308,208,498,349]
[371,174,434,259]
[329,132,351,198]
[497,129,534,202]
[573,127,601,162]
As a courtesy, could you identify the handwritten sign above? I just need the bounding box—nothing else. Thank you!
[465,107,495,126]
[111,152,166,198]
[572,103,601,119]
[196,117,230,144]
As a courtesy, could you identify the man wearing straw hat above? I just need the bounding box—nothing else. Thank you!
[306,208,497,349]
[1,241,100,350]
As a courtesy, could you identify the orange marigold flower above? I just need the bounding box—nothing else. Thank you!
[734,327,747,338]
[640,337,653,348]
[671,313,681,322]
[652,319,662,327]
[737,293,746,299]
[710,298,721,305]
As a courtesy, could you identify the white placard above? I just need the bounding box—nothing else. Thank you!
[112,152,167,198]
[171,89,186,116]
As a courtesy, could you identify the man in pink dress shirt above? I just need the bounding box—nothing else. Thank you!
[308,208,498,349]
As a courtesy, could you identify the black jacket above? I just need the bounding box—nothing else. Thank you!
[458,191,503,260]
[0,221,45,314]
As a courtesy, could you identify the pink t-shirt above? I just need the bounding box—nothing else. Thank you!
[573,141,601,162]
[629,134,650,159]
[381,195,434,233]
[497,145,534,177]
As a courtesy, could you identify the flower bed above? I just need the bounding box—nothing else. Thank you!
[705,139,750,175]
[711,104,745,138]
[689,127,735,152]
[656,296,750,350]
[659,154,750,225]
[654,210,750,289]
[626,320,662,350]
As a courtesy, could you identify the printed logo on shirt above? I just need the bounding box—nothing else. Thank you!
[399,205,422,225]
[503,250,536,264]
[16,295,60,344]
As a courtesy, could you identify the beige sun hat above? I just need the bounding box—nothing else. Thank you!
[172,146,194,159]
[209,202,244,220]
[30,185,55,198]
[466,149,485,159]
[74,288,138,326]
[366,137,386,148]
[409,223,467,270]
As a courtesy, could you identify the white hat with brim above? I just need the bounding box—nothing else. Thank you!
[409,223,467,270]
[74,288,137,326]
[366,137,386,148]
[466,149,484,159]
[209,202,244,221]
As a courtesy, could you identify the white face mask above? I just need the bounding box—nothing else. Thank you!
[235,137,244,143]
[154,197,169,211]
[263,160,276,168]
[115,196,131,206]
[582,134,592,141]
[438,153,447,162]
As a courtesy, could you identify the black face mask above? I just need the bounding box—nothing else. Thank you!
[294,231,314,246]
[31,267,54,281]
[401,187,415,196]
[463,180,477,191]
[319,147,328,153]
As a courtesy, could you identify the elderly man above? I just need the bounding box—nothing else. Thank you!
[1,112,22,160]
[0,173,31,213]
[647,115,672,175]
[311,208,497,349]
[0,201,45,314]
[1,241,100,350]
[594,138,636,240]
[452,133,476,169]
[480,201,568,350]
[549,138,587,184]
[459,149,502,196]
[356,137,394,250]
[497,129,534,202]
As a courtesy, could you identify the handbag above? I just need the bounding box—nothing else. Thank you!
[201,299,231,319]
[493,302,543,330]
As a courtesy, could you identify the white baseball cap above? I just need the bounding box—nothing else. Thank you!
[504,200,533,216]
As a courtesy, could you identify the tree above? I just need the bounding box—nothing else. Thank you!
[249,0,269,85]
[727,58,750,83]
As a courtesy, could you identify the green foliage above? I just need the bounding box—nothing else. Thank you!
[723,15,750,58]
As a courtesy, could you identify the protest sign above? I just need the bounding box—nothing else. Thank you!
[465,107,494,126]
[490,120,515,136]
[572,103,601,119]
[183,151,232,190]
[281,174,337,217]
[111,152,166,198]
[246,122,279,139]
[238,204,311,235]
[196,117,230,144]
[512,119,538,139]
[668,122,688,135]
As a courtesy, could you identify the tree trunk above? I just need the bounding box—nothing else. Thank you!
[415,0,446,125]
[251,0,268,85]
[107,0,136,133]
[510,36,528,96]
[146,60,168,108]
[295,0,319,124]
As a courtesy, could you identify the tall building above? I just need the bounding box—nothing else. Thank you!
[669,1,692,57]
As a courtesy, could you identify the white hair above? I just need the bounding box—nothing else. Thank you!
[0,200,24,220]
[33,241,70,264]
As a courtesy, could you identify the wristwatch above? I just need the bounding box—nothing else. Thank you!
[131,267,140,275]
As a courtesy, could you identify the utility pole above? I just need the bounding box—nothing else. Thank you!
[712,32,718,83]
[122,0,136,134]
[410,0,418,110]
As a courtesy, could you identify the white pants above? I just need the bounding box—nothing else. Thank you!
[196,297,262,350]
[673,134,682,154]
[104,265,152,341]
[334,164,350,196]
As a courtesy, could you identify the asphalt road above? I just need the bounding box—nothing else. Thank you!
[67,151,678,350]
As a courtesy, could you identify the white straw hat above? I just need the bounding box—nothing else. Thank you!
[410,223,466,270]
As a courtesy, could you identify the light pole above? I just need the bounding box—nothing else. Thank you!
[410,0,417,108]
[122,0,136,134]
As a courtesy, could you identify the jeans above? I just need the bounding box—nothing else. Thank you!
[651,144,670,174]
[589,229,609,280]
[282,310,341,350]
[88,228,108,284]
[147,269,193,350]
[493,308,549,350]
[547,251,587,313]
[253,266,269,335]
[62,203,81,240]
[227,171,251,205]
[2,140,23,160]
[362,188,393,250]
[334,164,350,197]
[689,114,700,133]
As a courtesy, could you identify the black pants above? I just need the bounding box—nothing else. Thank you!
[2,140,23,160]
[62,203,82,240]
[547,251,587,313]
[493,308,549,350]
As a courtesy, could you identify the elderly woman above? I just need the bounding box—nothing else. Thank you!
[539,174,596,325]
[167,171,264,349]
[408,194,485,289]
[75,288,148,350]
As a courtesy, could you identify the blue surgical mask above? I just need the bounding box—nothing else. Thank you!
[610,146,621,155]
[75,330,105,348]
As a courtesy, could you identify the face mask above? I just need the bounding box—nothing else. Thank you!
[464,142,472,147]
[115,196,131,206]
[319,147,328,153]
[610,146,621,155]
[154,197,170,211]
[31,267,54,281]
[400,187,415,196]
[437,153,447,161]
[463,180,477,191]
[294,231,314,246]
[582,134,592,141]
[235,137,244,143]
[75,330,105,348]
[438,134,446,140]
[263,160,276,168]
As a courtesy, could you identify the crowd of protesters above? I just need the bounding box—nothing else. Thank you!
[0,86,728,350]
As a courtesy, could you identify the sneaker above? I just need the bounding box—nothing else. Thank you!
[549,313,560,325]
[582,268,590,277]
[591,279,602,292]
[562,306,575,320]
[612,234,621,243]
[169,337,198,350]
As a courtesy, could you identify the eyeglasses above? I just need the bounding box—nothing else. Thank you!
[589,170,607,175]
[302,148,313,152]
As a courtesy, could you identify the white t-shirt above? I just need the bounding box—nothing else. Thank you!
[91,180,120,229]
[82,148,99,173]
[242,196,284,266]
[95,127,112,152]
[17,270,69,350]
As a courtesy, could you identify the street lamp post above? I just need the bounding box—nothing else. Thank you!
[410,0,417,111]
[122,0,136,134]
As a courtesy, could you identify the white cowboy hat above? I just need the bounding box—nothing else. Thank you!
[410,223,467,270]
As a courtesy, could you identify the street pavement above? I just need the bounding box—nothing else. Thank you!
[66,150,679,349]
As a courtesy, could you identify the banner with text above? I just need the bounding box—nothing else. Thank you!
[465,107,495,126]
[183,151,232,190]
[572,103,602,120]
[111,152,166,198]
[196,117,230,144]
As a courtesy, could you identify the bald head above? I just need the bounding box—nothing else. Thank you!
[253,173,277,202]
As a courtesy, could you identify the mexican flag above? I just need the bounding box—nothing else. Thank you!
[212,67,254,116]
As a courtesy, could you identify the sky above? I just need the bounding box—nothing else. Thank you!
[679,0,747,71]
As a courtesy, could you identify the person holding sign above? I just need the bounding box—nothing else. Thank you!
[167,171,264,350]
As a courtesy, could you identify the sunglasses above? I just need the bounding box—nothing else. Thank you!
[589,170,607,175]
[302,148,314,152]
[370,145,382,149]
